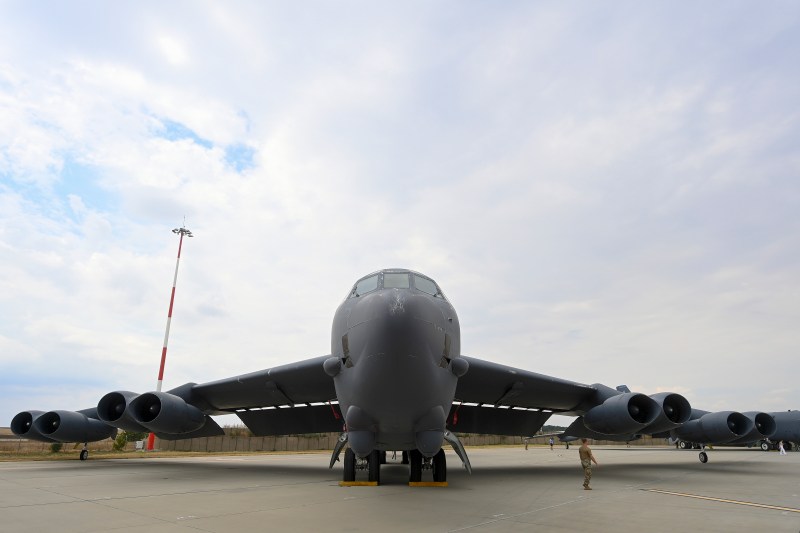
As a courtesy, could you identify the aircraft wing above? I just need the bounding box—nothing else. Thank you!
[191,354,337,411]
[455,356,596,411]
[448,356,597,437]
[188,354,343,436]
[12,355,343,443]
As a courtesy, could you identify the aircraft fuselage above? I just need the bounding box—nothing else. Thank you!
[329,269,462,457]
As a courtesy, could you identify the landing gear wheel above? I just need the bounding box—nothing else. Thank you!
[760,441,770,451]
[409,449,423,483]
[432,448,447,482]
[678,441,687,449]
[343,448,356,482]
[699,451,708,463]
[368,450,381,483]
[79,449,89,461]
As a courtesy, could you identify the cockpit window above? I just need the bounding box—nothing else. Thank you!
[383,272,410,289]
[413,275,440,297]
[352,274,379,297]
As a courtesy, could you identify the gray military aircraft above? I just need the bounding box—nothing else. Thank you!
[9,268,761,483]
[671,410,799,453]
[556,405,799,462]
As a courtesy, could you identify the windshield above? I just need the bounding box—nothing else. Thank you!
[348,270,447,300]
[383,272,410,289]
[351,274,379,297]
[413,275,439,296]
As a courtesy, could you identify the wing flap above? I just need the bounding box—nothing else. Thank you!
[447,404,552,436]
[236,404,344,436]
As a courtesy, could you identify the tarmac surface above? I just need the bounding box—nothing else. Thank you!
[1,445,799,532]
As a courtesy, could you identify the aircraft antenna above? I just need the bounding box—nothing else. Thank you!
[146,223,194,451]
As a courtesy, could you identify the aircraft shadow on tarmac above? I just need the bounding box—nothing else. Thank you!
[16,452,768,487]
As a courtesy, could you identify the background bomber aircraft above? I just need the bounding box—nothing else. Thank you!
[556,406,799,459]
[10,268,785,482]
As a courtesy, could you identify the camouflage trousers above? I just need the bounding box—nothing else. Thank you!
[581,459,592,487]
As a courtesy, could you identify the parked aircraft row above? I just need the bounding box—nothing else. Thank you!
[558,404,799,462]
[10,269,797,482]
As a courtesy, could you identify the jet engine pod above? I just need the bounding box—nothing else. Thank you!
[97,391,150,432]
[640,392,692,433]
[33,410,117,443]
[129,392,206,434]
[674,411,753,444]
[729,411,778,444]
[583,393,660,435]
[747,412,777,439]
[11,410,56,442]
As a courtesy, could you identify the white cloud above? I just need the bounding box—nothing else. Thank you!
[1,2,799,430]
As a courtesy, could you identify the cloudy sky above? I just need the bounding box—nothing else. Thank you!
[1,1,798,429]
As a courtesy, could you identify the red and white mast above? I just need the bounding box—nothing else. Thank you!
[147,224,193,451]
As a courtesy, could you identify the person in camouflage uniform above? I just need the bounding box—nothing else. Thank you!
[578,438,598,490]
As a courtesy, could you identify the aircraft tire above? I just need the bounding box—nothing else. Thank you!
[79,450,89,461]
[409,449,423,483]
[368,450,380,483]
[343,448,356,482]
[699,451,708,463]
[678,441,687,449]
[432,448,446,483]
[760,441,769,451]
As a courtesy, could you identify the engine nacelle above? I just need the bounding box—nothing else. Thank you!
[640,392,692,433]
[729,412,777,444]
[583,393,660,435]
[129,392,206,434]
[32,410,117,443]
[673,411,753,444]
[11,410,57,442]
[746,411,777,439]
[97,391,150,432]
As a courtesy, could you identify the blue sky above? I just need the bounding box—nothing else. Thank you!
[1,1,799,428]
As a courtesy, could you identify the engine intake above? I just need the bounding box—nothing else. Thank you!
[640,392,692,433]
[11,411,56,442]
[747,412,777,438]
[97,391,150,432]
[674,411,753,444]
[32,410,117,443]
[729,412,777,444]
[129,392,206,434]
[583,393,660,435]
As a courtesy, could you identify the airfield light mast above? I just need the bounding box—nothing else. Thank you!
[146,224,193,451]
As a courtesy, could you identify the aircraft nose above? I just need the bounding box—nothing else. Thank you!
[346,289,450,362]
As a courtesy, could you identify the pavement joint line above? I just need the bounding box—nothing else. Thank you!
[446,467,711,531]
[641,489,800,513]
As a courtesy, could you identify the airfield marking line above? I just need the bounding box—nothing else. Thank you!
[641,489,800,513]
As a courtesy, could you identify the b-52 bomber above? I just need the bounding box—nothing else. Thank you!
[10,268,776,483]
[557,403,791,462]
